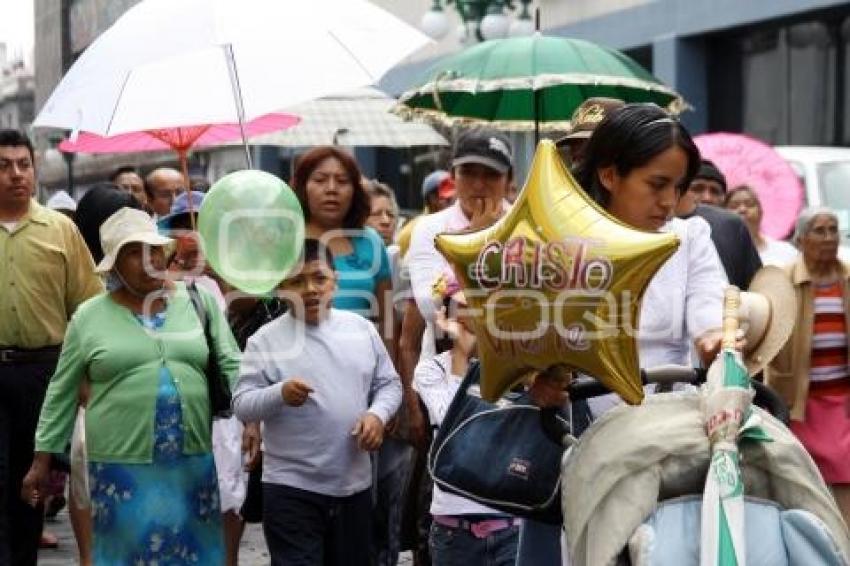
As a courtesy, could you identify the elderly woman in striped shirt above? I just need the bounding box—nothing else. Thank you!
[766,207,850,526]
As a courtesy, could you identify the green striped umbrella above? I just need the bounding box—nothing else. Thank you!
[395,34,686,134]
[701,288,772,565]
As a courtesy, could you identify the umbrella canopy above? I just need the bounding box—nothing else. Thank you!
[395,34,685,132]
[694,133,804,239]
[58,113,300,154]
[243,88,447,148]
[34,0,431,137]
[58,112,300,230]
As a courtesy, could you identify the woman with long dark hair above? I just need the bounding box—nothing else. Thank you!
[519,104,728,565]
[575,104,726,382]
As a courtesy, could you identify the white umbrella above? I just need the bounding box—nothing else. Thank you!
[243,88,448,148]
[34,0,431,164]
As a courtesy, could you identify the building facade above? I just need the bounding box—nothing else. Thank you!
[379,0,850,147]
[33,0,180,194]
[33,1,849,201]
[0,43,35,133]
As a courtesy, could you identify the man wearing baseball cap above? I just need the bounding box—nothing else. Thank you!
[422,170,455,213]
[399,129,513,429]
[400,127,517,564]
[407,128,513,323]
[556,97,625,169]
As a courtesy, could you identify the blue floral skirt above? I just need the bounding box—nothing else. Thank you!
[88,366,223,565]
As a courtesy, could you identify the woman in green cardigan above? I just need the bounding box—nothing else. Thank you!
[22,207,240,565]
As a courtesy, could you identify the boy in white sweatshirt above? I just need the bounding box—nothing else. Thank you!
[233,239,401,566]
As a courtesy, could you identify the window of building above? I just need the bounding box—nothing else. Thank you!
[708,12,850,146]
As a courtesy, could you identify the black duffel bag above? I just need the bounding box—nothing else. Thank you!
[427,361,571,524]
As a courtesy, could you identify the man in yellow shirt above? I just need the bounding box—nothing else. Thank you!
[0,129,102,565]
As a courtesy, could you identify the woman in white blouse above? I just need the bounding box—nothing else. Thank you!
[517,104,728,565]
[572,104,727,416]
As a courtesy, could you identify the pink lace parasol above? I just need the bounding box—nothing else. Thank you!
[694,132,804,239]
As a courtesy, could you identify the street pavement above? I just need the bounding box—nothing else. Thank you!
[38,509,413,565]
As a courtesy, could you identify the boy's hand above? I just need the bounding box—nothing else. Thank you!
[282,379,313,407]
[352,413,384,452]
[241,421,262,471]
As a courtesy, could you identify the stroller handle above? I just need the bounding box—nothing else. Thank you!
[565,365,705,402]
[540,366,791,447]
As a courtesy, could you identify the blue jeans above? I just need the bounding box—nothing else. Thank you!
[516,520,562,565]
[372,445,414,566]
[429,521,519,566]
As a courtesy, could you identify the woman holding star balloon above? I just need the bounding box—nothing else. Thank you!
[436,104,728,409]
[433,104,730,565]
[510,103,730,566]
[573,103,728,415]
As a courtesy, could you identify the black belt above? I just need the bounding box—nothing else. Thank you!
[0,346,61,364]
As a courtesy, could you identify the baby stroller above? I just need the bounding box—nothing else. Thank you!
[427,361,849,565]
[559,366,850,566]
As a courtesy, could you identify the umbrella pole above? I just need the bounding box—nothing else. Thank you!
[178,148,196,232]
[223,43,254,169]
[533,7,541,146]
[534,89,540,145]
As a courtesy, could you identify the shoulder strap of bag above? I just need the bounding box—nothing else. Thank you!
[428,359,482,460]
[186,282,214,352]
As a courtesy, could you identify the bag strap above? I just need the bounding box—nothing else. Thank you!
[457,358,482,392]
[428,359,482,461]
[186,282,214,354]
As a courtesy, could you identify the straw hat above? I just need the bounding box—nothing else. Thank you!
[739,266,797,375]
[555,97,626,144]
[96,207,173,273]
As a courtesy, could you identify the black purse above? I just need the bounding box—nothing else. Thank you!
[187,282,233,421]
[427,360,572,524]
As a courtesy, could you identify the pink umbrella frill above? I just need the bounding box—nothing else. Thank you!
[59,112,300,154]
[694,132,804,239]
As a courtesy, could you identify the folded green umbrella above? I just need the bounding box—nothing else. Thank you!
[395,34,686,133]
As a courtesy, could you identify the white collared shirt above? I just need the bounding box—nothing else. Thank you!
[406,202,473,322]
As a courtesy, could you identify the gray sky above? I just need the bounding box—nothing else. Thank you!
[0,0,34,59]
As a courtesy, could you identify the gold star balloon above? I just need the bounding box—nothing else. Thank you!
[436,140,679,403]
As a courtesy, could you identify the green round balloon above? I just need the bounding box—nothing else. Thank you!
[199,170,305,294]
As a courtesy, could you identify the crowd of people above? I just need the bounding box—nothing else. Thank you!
[0,96,848,566]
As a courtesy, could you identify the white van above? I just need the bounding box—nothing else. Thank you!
[774,146,850,238]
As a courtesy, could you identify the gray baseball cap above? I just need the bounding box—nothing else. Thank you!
[452,129,513,174]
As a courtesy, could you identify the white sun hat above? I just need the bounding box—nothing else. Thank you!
[96,207,173,273]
